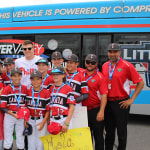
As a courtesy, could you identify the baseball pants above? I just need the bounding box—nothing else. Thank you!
[28,116,47,150]
[104,99,130,150]
[4,113,24,149]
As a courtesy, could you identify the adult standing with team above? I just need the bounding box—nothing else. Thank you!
[102,43,144,150]
[82,54,108,150]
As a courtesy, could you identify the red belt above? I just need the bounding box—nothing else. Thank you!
[87,104,100,110]
[108,96,129,101]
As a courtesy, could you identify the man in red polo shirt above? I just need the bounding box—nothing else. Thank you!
[102,43,144,150]
[82,54,108,150]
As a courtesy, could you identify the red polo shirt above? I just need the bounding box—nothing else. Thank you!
[82,69,108,107]
[102,57,143,99]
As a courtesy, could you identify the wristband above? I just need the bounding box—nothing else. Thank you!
[64,122,69,127]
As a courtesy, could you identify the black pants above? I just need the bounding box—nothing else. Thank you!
[88,107,104,150]
[104,99,130,150]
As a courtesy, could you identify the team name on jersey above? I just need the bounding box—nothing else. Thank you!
[20,67,36,75]
[8,95,25,104]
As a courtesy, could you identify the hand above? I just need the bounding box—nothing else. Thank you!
[24,121,29,128]
[61,123,68,133]
[36,122,44,131]
[14,114,18,119]
[96,110,104,122]
[119,99,133,109]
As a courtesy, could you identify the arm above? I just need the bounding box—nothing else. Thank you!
[96,94,107,122]
[61,104,75,133]
[120,80,144,109]
[36,110,50,131]
[75,93,89,103]
[7,110,18,119]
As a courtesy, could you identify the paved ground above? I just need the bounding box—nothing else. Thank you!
[11,114,150,150]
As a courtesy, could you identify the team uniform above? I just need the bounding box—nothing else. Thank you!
[42,74,54,89]
[65,71,88,105]
[82,68,108,150]
[0,84,28,149]
[15,56,41,89]
[102,57,143,150]
[49,84,75,130]
[26,87,50,150]
[1,71,12,86]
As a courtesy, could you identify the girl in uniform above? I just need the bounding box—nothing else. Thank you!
[48,66,75,134]
[25,70,50,150]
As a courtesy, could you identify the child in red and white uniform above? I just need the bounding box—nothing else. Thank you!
[48,66,75,134]
[65,54,88,105]
[35,58,54,89]
[1,57,15,86]
[25,70,50,150]
[0,67,28,150]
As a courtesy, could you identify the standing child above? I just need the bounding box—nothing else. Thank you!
[35,58,54,89]
[48,66,75,134]
[0,67,28,150]
[1,57,15,86]
[25,70,50,150]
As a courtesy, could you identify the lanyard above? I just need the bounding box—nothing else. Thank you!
[41,74,48,87]
[12,84,21,108]
[109,57,120,80]
[65,71,78,85]
[32,87,41,115]
[51,83,64,106]
[7,72,12,83]
[84,69,99,82]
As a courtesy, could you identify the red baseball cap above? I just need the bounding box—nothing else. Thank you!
[47,122,62,135]
[17,108,30,121]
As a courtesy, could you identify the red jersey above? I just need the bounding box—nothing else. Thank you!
[1,72,11,86]
[82,69,108,107]
[65,71,88,99]
[0,109,4,140]
[49,84,75,116]
[0,82,5,90]
[42,74,54,89]
[26,88,50,117]
[102,57,143,99]
[0,85,28,112]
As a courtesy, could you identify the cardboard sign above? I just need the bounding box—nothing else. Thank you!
[40,127,93,150]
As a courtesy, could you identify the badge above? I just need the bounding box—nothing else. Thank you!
[117,68,122,72]
[91,79,96,83]
[108,79,111,90]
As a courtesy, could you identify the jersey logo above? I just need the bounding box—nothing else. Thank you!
[70,96,74,101]
[91,79,96,83]
[117,68,122,72]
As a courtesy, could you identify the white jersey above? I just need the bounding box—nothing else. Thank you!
[15,56,41,89]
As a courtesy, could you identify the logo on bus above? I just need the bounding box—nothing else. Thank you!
[0,39,44,56]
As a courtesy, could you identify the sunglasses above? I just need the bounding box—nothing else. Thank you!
[23,47,33,51]
[86,60,96,65]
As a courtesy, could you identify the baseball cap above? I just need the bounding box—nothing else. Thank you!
[47,122,62,135]
[10,67,22,76]
[67,54,78,62]
[0,60,3,65]
[17,108,30,121]
[35,58,48,65]
[30,70,42,79]
[85,54,97,62]
[23,122,33,136]
[107,43,120,51]
[4,57,14,65]
[51,66,65,75]
[51,51,63,59]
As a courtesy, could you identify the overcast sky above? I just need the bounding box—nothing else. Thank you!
[0,0,101,8]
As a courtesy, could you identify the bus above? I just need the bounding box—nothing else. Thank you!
[0,0,150,115]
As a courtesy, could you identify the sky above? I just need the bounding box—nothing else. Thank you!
[0,0,101,8]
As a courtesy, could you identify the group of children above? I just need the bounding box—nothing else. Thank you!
[0,52,88,150]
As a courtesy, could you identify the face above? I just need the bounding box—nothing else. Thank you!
[23,44,34,59]
[85,60,97,72]
[31,77,42,89]
[51,58,64,67]
[5,64,15,73]
[107,50,121,63]
[37,63,49,74]
[52,74,65,83]
[66,61,78,73]
[11,73,22,86]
